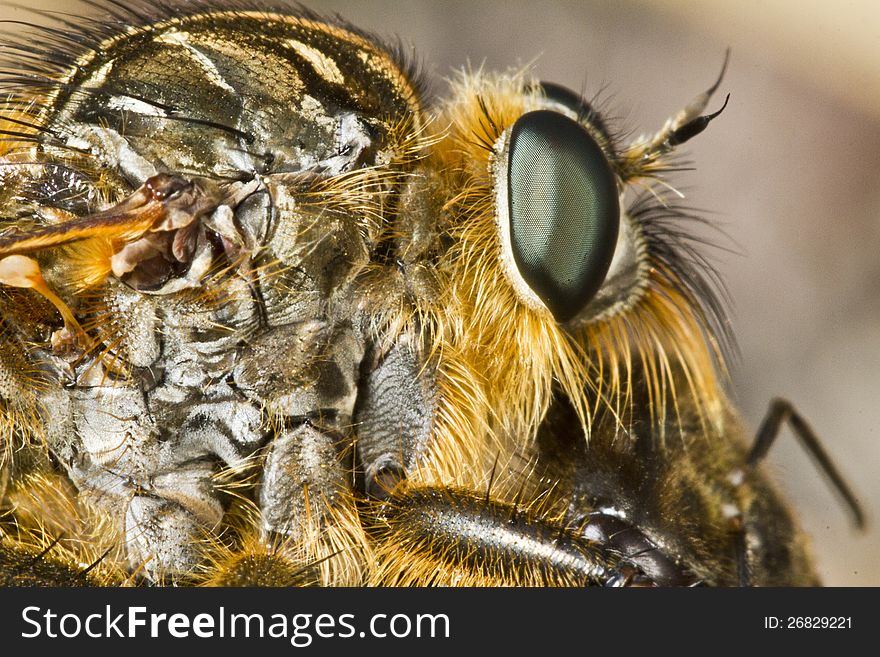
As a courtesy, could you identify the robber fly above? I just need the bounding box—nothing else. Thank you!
[0,0,864,587]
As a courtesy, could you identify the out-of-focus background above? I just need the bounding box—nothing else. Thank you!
[3,0,878,585]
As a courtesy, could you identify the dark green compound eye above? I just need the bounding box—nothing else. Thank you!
[506,110,620,323]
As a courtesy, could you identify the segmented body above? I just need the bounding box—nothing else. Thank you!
[0,2,819,586]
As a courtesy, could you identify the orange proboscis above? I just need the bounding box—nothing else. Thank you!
[0,190,169,337]
[0,254,83,335]
[0,200,164,260]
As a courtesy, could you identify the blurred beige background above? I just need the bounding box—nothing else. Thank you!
[4,0,878,585]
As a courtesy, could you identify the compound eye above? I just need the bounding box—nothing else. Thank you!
[506,110,619,322]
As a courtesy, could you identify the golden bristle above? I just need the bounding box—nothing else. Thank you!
[368,480,615,587]
[423,70,596,445]
[284,487,374,587]
[298,112,440,245]
[212,438,375,588]
[194,501,320,587]
[406,68,729,452]
[1,472,130,586]
[60,236,116,292]
[0,316,50,474]
[411,345,501,485]
[0,101,43,159]
[194,490,373,587]
[197,542,321,587]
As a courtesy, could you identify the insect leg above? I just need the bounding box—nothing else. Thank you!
[233,320,371,585]
[747,398,865,529]
[726,398,865,586]
[353,334,436,500]
[258,421,370,586]
[0,472,130,586]
[0,539,99,587]
[57,382,267,583]
[125,481,223,583]
[367,483,661,587]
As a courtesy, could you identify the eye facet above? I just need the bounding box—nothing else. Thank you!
[505,110,619,322]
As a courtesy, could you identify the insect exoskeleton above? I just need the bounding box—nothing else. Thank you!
[0,2,431,585]
[0,1,861,587]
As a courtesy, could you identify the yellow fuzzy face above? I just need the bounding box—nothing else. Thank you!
[407,66,735,481]
[0,2,862,588]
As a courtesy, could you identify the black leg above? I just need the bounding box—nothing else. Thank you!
[747,398,865,529]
